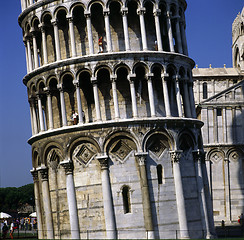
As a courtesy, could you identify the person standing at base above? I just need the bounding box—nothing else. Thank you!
[2,223,8,239]
[9,222,14,239]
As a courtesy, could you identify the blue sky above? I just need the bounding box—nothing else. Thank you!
[0,0,243,187]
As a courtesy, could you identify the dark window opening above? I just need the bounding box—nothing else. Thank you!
[203,82,208,99]
[122,186,131,214]
[157,164,163,184]
[217,108,222,116]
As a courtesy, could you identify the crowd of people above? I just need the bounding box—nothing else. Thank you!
[1,217,37,239]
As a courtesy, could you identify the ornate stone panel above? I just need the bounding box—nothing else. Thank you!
[47,148,62,170]
[110,139,134,163]
[72,143,97,167]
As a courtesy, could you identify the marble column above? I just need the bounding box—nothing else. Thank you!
[161,73,171,117]
[60,160,80,239]
[166,8,175,52]
[37,93,45,131]
[31,169,44,239]
[170,151,189,239]
[188,81,197,118]
[174,75,183,117]
[180,20,188,56]
[182,78,192,118]
[85,12,94,55]
[57,84,68,126]
[96,155,117,239]
[224,157,231,221]
[129,75,138,118]
[29,97,39,135]
[68,17,77,58]
[193,150,212,239]
[104,9,112,53]
[111,77,120,119]
[24,40,30,73]
[137,8,148,51]
[39,23,48,65]
[135,152,155,239]
[51,19,61,61]
[121,8,130,51]
[153,9,163,51]
[26,38,33,72]
[31,28,39,69]
[38,166,54,239]
[175,16,183,54]
[44,87,54,130]
[91,77,102,121]
[147,75,156,117]
[73,80,84,124]
[200,152,217,237]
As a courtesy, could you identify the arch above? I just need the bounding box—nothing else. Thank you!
[106,0,123,9]
[87,0,105,12]
[103,130,140,154]
[72,4,88,56]
[53,6,68,20]
[114,62,131,75]
[177,129,196,151]
[109,0,125,51]
[43,142,64,165]
[32,149,41,168]
[234,46,240,69]
[70,1,86,15]
[78,70,94,123]
[144,0,156,50]
[127,0,142,51]
[36,79,46,92]
[68,136,101,161]
[94,64,113,77]
[143,130,174,152]
[40,11,53,24]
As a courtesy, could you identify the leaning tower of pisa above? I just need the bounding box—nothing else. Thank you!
[19,0,215,239]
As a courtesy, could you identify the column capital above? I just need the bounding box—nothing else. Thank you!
[51,19,58,26]
[96,155,109,170]
[73,79,79,87]
[146,73,154,81]
[43,87,52,95]
[135,152,148,166]
[137,7,146,15]
[30,168,39,182]
[161,73,169,78]
[103,9,110,16]
[153,9,161,17]
[128,73,136,83]
[57,83,64,91]
[28,96,37,106]
[84,11,91,18]
[60,160,74,175]
[169,150,183,163]
[91,77,98,84]
[66,16,74,23]
[192,149,206,163]
[121,7,128,15]
[173,74,180,82]
[37,166,49,181]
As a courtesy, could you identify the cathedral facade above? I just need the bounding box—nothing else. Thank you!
[19,0,215,239]
[193,7,244,225]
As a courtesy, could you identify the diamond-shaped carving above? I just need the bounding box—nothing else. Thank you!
[148,139,166,159]
[110,140,133,163]
[47,149,61,170]
[73,144,96,167]
[210,152,222,163]
[229,151,240,162]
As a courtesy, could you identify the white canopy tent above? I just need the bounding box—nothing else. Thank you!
[0,212,12,219]
[29,212,36,217]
